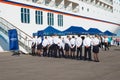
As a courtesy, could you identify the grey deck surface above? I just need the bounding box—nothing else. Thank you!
[0,46,120,80]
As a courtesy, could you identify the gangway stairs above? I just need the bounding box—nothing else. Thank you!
[0,17,32,54]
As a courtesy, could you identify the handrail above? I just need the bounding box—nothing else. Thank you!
[0,17,32,39]
[0,17,32,53]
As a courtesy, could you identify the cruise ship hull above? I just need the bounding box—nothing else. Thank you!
[0,0,120,37]
[0,0,120,52]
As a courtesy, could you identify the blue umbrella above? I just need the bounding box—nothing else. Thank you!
[38,26,63,36]
[63,26,88,35]
[87,28,103,35]
[104,30,116,36]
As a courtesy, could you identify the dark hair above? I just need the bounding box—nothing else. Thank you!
[72,36,75,38]
[78,34,81,37]
[45,36,47,39]
[81,36,85,40]
[95,35,98,37]
[59,36,61,38]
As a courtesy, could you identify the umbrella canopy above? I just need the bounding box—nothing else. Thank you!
[87,28,103,35]
[32,32,38,36]
[104,30,116,36]
[63,26,88,35]
[37,26,63,36]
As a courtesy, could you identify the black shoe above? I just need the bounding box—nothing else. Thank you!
[84,59,87,61]
[94,60,100,62]
[88,59,93,61]
[96,60,100,62]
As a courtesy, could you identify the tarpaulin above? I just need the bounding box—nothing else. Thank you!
[8,29,19,51]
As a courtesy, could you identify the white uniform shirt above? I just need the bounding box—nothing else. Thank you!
[104,37,108,43]
[102,37,105,43]
[48,36,53,45]
[70,38,75,47]
[53,36,59,44]
[42,38,49,47]
[76,37,82,47]
[32,37,37,46]
[64,37,71,46]
[37,37,42,45]
[83,37,92,47]
[90,37,94,46]
[92,37,99,46]
[58,38,64,49]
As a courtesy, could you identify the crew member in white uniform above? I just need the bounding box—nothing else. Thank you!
[64,35,71,58]
[42,36,49,56]
[83,35,92,61]
[92,35,100,62]
[76,35,83,60]
[47,36,53,57]
[70,36,76,59]
[104,36,109,51]
[36,36,42,56]
[53,34,59,57]
[58,36,64,58]
[31,35,37,56]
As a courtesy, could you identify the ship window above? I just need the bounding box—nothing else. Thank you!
[47,13,54,26]
[21,8,30,23]
[114,9,116,11]
[32,0,38,3]
[35,11,43,25]
[58,14,63,27]
[87,8,89,12]
[82,7,84,10]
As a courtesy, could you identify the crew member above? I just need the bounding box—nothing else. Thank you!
[92,35,100,62]
[76,35,83,60]
[83,35,92,61]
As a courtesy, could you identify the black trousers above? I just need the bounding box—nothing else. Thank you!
[104,43,109,51]
[48,45,53,57]
[53,44,58,57]
[58,47,64,58]
[32,48,36,56]
[31,44,36,56]
[43,46,48,56]
[77,46,82,59]
[84,46,92,60]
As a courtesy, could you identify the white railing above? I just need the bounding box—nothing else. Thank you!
[0,17,32,53]
[72,7,79,13]
[49,1,55,7]
[99,0,113,5]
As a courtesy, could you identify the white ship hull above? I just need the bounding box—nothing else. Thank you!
[0,0,120,52]
[0,0,120,36]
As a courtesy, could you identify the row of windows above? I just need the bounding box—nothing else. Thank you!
[32,0,38,3]
[114,9,120,13]
[114,0,120,5]
[21,8,63,27]
[81,7,89,12]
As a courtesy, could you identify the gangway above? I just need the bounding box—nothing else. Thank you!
[0,17,32,54]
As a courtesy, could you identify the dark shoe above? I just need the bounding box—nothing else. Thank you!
[96,60,100,62]
[94,60,100,62]
[88,59,93,61]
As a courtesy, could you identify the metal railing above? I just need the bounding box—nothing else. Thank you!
[0,17,32,53]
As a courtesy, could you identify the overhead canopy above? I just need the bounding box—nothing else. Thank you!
[37,26,63,36]
[87,28,103,35]
[63,26,88,35]
[103,30,116,36]
[32,32,38,36]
